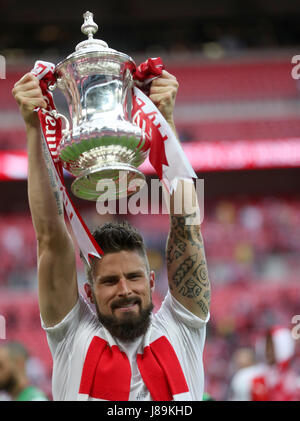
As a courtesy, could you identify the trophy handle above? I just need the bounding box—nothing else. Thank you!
[48,82,57,91]
[51,110,70,137]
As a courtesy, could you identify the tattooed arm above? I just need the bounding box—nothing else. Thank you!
[149,70,210,320]
[164,181,210,320]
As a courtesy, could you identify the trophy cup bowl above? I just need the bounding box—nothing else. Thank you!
[53,11,148,201]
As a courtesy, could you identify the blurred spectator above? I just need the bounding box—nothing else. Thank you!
[229,327,300,401]
[0,341,48,401]
[202,391,215,401]
[231,347,256,371]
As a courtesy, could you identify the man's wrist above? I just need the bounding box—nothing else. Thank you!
[165,116,175,126]
[25,119,41,135]
[165,117,178,139]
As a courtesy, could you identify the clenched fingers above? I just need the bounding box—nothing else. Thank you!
[14,72,37,87]
[12,74,46,109]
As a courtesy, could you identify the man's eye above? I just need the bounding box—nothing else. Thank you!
[129,275,141,280]
[103,279,117,285]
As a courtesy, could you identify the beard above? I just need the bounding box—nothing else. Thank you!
[0,373,16,394]
[94,295,154,342]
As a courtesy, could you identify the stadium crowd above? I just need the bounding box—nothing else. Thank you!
[1,195,300,400]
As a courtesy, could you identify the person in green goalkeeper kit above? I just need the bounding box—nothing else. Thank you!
[0,341,48,401]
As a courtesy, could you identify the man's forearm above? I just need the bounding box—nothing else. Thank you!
[164,179,200,222]
[26,124,66,241]
[162,117,200,222]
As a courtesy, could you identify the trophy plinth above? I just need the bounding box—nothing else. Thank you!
[53,11,148,201]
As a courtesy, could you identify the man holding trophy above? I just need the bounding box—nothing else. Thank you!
[12,12,210,401]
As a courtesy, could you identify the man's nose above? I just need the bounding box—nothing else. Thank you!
[116,277,131,296]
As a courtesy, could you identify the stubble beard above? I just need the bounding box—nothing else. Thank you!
[0,373,17,394]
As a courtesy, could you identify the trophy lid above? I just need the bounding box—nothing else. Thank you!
[63,11,132,60]
[55,11,135,84]
[74,11,114,54]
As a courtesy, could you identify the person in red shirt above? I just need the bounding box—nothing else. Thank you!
[230,326,300,401]
[251,326,299,401]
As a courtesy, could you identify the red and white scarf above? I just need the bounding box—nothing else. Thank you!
[31,58,196,266]
[78,326,191,401]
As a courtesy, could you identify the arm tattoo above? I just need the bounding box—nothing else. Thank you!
[178,279,202,298]
[166,212,210,318]
[173,254,198,287]
[196,299,209,317]
[166,232,187,264]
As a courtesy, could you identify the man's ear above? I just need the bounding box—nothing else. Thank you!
[84,282,94,304]
[149,270,155,293]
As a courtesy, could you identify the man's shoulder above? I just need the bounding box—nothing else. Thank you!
[42,293,99,347]
[153,290,209,330]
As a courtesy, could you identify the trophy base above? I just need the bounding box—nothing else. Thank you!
[71,164,146,201]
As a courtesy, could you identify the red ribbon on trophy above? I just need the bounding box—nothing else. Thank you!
[31,58,196,264]
[31,61,104,264]
[132,58,196,191]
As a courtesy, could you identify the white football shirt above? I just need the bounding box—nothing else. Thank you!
[42,290,209,401]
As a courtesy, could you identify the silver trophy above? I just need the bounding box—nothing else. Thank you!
[52,11,148,201]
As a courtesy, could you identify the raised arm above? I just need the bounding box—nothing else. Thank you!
[12,73,78,327]
[165,180,210,320]
[150,71,210,320]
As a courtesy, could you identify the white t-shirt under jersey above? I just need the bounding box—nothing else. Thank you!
[41,290,209,401]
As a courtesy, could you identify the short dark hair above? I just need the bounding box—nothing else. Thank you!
[80,220,150,285]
